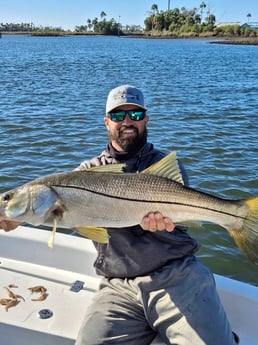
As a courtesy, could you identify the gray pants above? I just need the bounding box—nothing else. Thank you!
[76,256,236,345]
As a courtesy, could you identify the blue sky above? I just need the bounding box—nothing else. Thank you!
[1,0,257,30]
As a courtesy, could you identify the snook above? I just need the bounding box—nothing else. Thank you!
[0,153,258,263]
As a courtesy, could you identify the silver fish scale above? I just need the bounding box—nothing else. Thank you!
[72,171,232,211]
[49,170,247,232]
[72,172,184,202]
[31,170,242,213]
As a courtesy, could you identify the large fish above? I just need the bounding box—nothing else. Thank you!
[0,152,258,263]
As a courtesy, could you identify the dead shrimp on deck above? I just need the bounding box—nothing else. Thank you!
[0,298,19,312]
[5,287,25,301]
[28,286,47,301]
[0,286,25,312]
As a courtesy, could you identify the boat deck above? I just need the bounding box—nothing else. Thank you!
[0,226,258,345]
[0,227,99,345]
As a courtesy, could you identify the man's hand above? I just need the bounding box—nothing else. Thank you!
[140,212,175,232]
[0,213,21,231]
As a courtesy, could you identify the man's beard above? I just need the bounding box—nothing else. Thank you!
[109,126,147,152]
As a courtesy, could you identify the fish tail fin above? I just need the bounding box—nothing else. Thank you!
[229,196,258,264]
[74,226,109,243]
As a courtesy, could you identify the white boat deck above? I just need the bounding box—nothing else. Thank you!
[0,226,258,345]
[0,227,99,345]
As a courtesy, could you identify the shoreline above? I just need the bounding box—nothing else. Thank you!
[209,36,258,46]
[1,32,258,46]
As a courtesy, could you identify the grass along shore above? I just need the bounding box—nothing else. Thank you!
[1,31,258,46]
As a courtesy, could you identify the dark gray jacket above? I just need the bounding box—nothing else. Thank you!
[76,142,199,278]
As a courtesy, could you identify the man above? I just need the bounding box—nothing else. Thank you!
[0,85,238,344]
[74,85,238,345]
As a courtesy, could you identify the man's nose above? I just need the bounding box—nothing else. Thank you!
[122,113,133,124]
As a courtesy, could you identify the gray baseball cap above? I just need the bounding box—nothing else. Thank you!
[106,85,147,114]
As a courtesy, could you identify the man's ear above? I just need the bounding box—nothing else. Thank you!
[104,117,110,130]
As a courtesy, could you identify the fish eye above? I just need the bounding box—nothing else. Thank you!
[3,193,11,202]
[2,192,13,203]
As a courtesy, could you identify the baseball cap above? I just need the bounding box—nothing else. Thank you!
[106,85,146,114]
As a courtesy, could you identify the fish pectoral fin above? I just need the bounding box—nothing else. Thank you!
[141,152,184,184]
[74,226,109,243]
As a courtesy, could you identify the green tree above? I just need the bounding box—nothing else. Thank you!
[164,10,174,30]
[87,19,92,31]
[144,15,155,31]
[144,4,216,36]
[205,13,216,26]
[92,17,98,31]
[154,12,165,31]
[247,13,251,23]
[151,4,158,14]
[75,25,87,32]
[200,2,206,23]
[100,11,107,20]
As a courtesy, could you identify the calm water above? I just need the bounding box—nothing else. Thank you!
[1,35,258,285]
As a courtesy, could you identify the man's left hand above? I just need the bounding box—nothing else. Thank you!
[0,211,21,231]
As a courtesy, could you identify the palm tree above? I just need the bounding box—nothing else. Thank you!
[100,11,107,21]
[200,2,206,23]
[151,4,158,14]
[92,17,98,32]
[247,13,251,23]
[87,19,92,31]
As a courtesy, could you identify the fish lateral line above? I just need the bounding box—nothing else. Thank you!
[51,184,246,222]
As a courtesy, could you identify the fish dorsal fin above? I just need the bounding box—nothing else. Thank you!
[83,164,125,173]
[142,152,184,184]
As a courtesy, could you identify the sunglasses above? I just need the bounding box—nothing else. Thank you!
[107,109,146,122]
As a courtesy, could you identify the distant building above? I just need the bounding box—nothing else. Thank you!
[216,22,241,27]
[240,22,258,30]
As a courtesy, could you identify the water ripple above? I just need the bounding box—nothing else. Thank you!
[1,35,258,285]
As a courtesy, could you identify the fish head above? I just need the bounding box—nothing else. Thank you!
[0,183,60,225]
[0,186,29,219]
